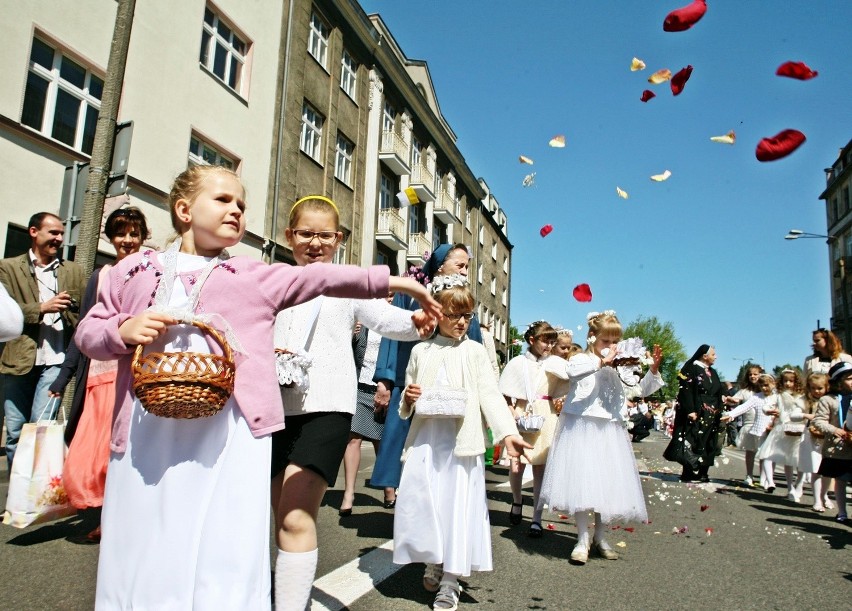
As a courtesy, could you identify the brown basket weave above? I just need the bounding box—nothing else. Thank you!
[131,320,235,419]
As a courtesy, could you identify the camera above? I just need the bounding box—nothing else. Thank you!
[68,298,80,313]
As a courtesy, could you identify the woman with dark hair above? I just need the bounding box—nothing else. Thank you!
[667,344,725,483]
[368,244,483,505]
[48,206,149,541]
[803,328,852,375]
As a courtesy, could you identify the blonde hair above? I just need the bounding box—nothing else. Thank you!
[168,165,241,232]
[758,374,776,393]
[804,372,828,413]
[587,312,622,345]
[524,321,557,344]
[779,369,803,395]
[288,195,340,229]
[435,285,475,313]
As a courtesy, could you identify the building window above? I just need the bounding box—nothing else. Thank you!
[21,37,103,155]
[503,255,508,274]
[379,173,394,209]
[300,102,324,162]
[465,207,472,232]
[502,288,507,306]
[409,203,425,235]
[490,277,496,296]
[432,219,446,251]
[376,251,388,266]
[843,186,850,215]
[308,11,330,68]
[833,197,840,222]
[200,6,248,95]
[491,241,497,260]
[411,138,422,168]
[189,134,236,169]
[478,226,484,246]
[477,264,483,284]
[340,49,357,99]
[333,234,348,264]
[335,133,354,186]
[383,102,395,133]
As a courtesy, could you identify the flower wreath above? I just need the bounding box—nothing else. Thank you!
[428,273,469,295]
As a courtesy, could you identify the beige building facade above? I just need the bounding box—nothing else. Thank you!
[821,138,852,349]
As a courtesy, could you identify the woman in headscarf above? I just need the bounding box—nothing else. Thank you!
[667,344,725,483]
[368,244,483,505]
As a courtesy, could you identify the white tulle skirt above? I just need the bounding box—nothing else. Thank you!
[539,413,647,524]
[393,419,492,577]
[797,431,823,473]
[756,427,801,466]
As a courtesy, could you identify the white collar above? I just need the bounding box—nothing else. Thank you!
[29,249,59,272]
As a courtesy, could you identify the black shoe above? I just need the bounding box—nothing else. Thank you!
[528,522,543,538]
[699,475,710,483]
[679,474,695,483]
[383,499,396,509]
[338,507,352,517]
[509,501,523,525]
[767,486,776,494]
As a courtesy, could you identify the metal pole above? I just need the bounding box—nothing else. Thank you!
[73,0,136,278]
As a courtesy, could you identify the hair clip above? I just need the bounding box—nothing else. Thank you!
[428,273,469,295]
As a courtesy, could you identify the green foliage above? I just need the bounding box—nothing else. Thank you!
[772,364,803,382]
[508,325,523,359]
[623,315,687,401]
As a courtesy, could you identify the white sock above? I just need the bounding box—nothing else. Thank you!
[574,511,590,548]
[593,511,607,544]
[275,548,318,611]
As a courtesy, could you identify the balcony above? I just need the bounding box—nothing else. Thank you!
[379,131,410,176]
[434,189,460,224]
[409,163,436,202]
[407,232,431,265]
[376,208,407,251]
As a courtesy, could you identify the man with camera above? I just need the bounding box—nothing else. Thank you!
[0,212,84,469]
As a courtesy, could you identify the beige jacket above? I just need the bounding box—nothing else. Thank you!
[400,334,518,459]
[812,394,852,460]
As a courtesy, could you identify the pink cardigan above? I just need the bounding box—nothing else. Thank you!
[75,250,389,452]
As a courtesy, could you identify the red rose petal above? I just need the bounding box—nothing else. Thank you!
[624,527,635,533]
[663,0,707,32]
[700,504,709,512]
[546,524,556,530]
[640,89,656,102]
[539,224,553,238]
[670,65,693,96]
[755,129,807,162]
[611,525,622,530]
[776,61,818,80]
[558,514,569,520]
[572,283,592,302]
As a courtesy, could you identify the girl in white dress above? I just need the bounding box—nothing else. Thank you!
[74,166,440,610]
[498,320,558,536]
[756,369,805,500]
[793,373,832,511]
[393,275,530,611]
[732,365,765,487]
[540,311,664,565]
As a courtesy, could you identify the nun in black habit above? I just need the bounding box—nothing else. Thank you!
[666,344,725,483]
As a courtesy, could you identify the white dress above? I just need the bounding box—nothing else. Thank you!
[96,253,272,610]
[756,392,804,466]
[393,365,492,577]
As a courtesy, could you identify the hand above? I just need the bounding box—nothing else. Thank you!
[688,412,698,422]
[40,291,73,314]
[720,415,732,423]
[650,344,662,374]
[374,380,391,410]
[601,348,619,367]
[118,311,177,346]
[502,434,534,458]
[411,309,437,338]
[388,277,443,321]
[353,321,362,335]
[765,409,780,416]
[404,383,421,406]
[48,390,62,398]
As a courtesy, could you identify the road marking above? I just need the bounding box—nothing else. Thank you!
[722,448,744,462]
[310,540,400,611]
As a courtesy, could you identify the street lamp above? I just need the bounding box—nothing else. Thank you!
[786,229,849,350]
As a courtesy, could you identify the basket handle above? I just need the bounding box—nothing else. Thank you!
[131,319,234,367]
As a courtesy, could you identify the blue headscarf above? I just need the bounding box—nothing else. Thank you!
[422,244,456,281]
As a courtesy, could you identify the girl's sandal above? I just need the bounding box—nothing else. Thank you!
[528,522,543,538]
[423,563,443,592]
[509,501,523,525]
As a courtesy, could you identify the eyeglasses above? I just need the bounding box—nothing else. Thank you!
[445,312,474,322]
[291,229,340,244]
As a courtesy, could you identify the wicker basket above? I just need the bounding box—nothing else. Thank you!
[131,320,235,419]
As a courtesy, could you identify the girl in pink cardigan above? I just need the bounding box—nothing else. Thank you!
[75,165,440,610]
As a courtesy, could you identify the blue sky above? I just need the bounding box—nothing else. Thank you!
[361,1,852,380]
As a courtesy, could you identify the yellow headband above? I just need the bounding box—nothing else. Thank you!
[291,195,339,215]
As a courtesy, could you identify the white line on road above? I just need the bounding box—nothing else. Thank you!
[310,540,400,611]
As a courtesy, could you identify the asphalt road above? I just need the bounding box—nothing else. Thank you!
[1,431,850,610]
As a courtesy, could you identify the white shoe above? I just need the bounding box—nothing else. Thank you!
[743,476,754,488]
[433,583,461,610]
[423,563,443,592]
[787,491,801,503]
[570,541,589,564]
[592,540,619,560]
[825,498,835,510]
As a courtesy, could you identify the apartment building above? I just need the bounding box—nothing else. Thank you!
[821,137,852,348]
[0,0,513,352]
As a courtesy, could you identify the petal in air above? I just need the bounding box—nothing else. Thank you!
[631,57,646,71]
[549,135,566,148]
[616,186,629,199]
[519,155,534,165]
[663,0,708,32]
[710,130,736,145]
[650,170,672,182]
[648,69,672,85]
[755,129,806,162]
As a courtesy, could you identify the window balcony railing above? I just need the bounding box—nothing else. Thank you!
[434,189,460,224]
[379,131,410,176]
[376,208,407,251]
[409,163,436,202]
[406,231,431,265]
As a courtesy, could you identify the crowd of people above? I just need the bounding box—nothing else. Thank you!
[0,164,849,610]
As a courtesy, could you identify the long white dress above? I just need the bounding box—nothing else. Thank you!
[96,253,272,610]
[393,365,492,577]
[756,391,804,466]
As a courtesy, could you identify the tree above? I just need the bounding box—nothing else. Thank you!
[623,315,687,400]
[508,325,523,359]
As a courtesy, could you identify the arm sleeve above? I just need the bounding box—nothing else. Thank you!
[355,298,420,341]
[372,293,413,385]
[0,282,23,342]
[265,262,390,311]
[725,396,759,421]
[811,396,838,436]
[399,345,420,420]
[638,369,665,397]
[74,266,135,361]
[49,272,100,393]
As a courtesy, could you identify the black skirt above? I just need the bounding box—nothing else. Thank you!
[271,412,353,485]
[818,456,852,481]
